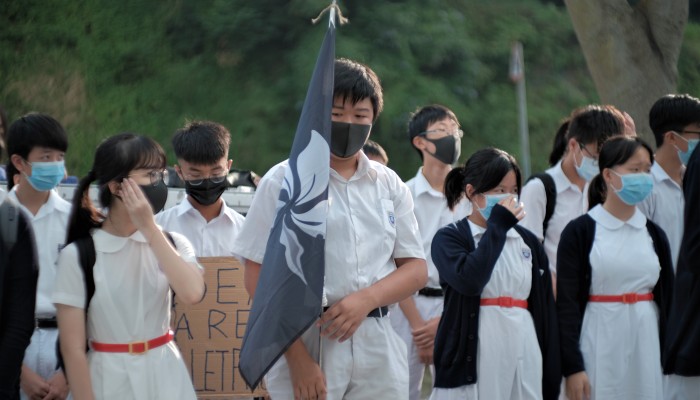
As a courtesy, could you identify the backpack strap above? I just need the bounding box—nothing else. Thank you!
[527,173,556,236]
[74,236,97,310]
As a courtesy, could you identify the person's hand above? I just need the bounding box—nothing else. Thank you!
[412,317,439,350]
[20,366,50,400]
[43,370,69,400]
[498,195,525,220]
[120,178,158,237]
[287,351,327,400]
[566,371,591,400]
[318,291,375,342]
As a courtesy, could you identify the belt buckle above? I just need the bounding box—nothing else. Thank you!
[621,293,638,304]
[128,341,149,355]
[499,297,514,308]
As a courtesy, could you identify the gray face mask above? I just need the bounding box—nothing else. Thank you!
[422,134,461,165]
[330,121,372,158]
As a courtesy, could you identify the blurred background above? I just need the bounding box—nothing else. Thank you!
[2,0,700,181]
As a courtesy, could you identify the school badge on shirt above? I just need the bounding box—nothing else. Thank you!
[388,211,396,228]
[521,248,531,260]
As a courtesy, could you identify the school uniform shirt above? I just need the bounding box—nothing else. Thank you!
[9,187,70,392]
[638,162,684,271]
[389,168,471,400]
[557,206,674,400]
[519,161,589,275]
[53,229,200,400]
[231,153,424,399]
[156,197,245,257]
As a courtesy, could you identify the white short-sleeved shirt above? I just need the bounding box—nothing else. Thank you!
[519,162,589,274]
[638,162,683,271]
[232,153,425,304]
[52,229,199,400]
[9,186,71,317]
[156,197,245,257]
[406,168,471,289]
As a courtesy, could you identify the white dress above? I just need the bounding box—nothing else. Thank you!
[581,206,662,399]
[53,229,199,400]
[431,222,543,400]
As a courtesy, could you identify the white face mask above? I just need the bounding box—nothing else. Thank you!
[574,145,598,181]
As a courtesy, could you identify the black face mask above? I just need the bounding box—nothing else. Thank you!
[331,121,372,158]
[422,134,461,165]
[140,180,168,213]
[185,178,228,206]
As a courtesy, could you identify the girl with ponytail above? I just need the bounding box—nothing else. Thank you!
[431,147,560,400]
[557,136,674,400]
[53,133,204,400]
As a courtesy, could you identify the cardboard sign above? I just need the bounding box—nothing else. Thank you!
[172,257,267,398]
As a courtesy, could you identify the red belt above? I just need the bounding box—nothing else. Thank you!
[480,297,528,309]
[91,331,173,355]
[589,293,653,304]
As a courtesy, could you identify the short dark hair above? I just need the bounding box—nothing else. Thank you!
[444,147,522,210]
[334,58,383,122]
[588,136,654,208]
[649,94,700,148]
[6,113,69,189]
[172,121,231,165]
[362,139,388,164]
[567,105,625,151]
[407,104,459,160]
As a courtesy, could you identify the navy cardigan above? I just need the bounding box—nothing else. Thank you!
[431,205,561,400]
[556,213,674,377]
[664,145,700,375]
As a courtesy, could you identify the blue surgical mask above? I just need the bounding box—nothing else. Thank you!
[23,160,65,191]
[675,134,699,166]
[476,193,512,220]
[610,171,653,205]
[574,150,599,181]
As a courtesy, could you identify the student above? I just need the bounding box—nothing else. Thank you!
[362,139,389,165]
[6,113,71,400]
[389,104,471,400]
[0,188,39,399]
[156,121,245,257]
[232,58,427,399]
[664,113,700,398]
[547,118,570,167]
[519,105,625,291]
[557,136,674,400]
[639,94,700,272]
[52,133,204,400]
[430,147,559,400]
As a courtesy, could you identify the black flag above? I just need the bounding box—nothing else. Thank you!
[238,14,335,389]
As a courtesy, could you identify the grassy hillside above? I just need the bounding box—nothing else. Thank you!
[2,0,700,180]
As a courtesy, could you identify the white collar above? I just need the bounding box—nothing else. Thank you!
[588,204,646,230]
[412,167,444,198]
[331,151,378,182]
[176,196,239,223]
[468,219,521,238]
[9,185,71,217]
[92,228,149,253]
[548,161,588,194]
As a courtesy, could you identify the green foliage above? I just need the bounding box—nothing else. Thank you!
[1,0,698,180]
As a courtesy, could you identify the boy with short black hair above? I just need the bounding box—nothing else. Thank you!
[233,58,427,399]
[6,112,71,400]
[156,120,245,256]
[390,104,471,400]
[640,94,700,272]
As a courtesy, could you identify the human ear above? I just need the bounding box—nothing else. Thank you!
[10,154,25,172]
[107,181,122,196]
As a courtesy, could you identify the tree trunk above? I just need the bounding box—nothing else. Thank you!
[564,0,688,141]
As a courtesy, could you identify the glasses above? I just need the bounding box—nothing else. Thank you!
[128,170,168,186]
[680,129,700,135]
[578,143,598,161]
[181,172,228,186]
[420,129,464,139]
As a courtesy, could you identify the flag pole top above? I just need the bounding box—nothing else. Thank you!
[311,0,348,26]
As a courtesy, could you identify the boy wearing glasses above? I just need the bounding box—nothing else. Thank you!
[6,113,71,400]
[156,120,244,257]
[640,94,700,274]
[519,105,625,294]
[389,104,471,400]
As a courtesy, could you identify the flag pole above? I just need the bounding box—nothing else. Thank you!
[510,41,531,178]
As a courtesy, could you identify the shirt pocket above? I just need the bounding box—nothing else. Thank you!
[379,199,397,254]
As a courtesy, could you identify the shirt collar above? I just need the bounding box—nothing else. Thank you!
[93,228,148,254]
[589,204,646,230]
[8,185,71,217]
[549,161,586,194]
[177,196,239,223]
[468,219,520,238]
[651,162,676,185]
[412,167,444,198]
[331,151,378,182]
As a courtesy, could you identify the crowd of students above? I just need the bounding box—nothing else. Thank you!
[1,57,700,400]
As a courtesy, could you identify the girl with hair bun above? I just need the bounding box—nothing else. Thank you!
[52,133,204,400]
[431,147,560,400]
[557,136,674,400]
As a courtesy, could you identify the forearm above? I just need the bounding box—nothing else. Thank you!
[148,229,204,304]
[397,296,424,330]
[243,259,262,298]
[362,258,427,310]
[61,351,94,400]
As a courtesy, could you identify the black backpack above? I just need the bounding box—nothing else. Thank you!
[57,231,175,372]
[0,198,19,321]
[526,172,557,237]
